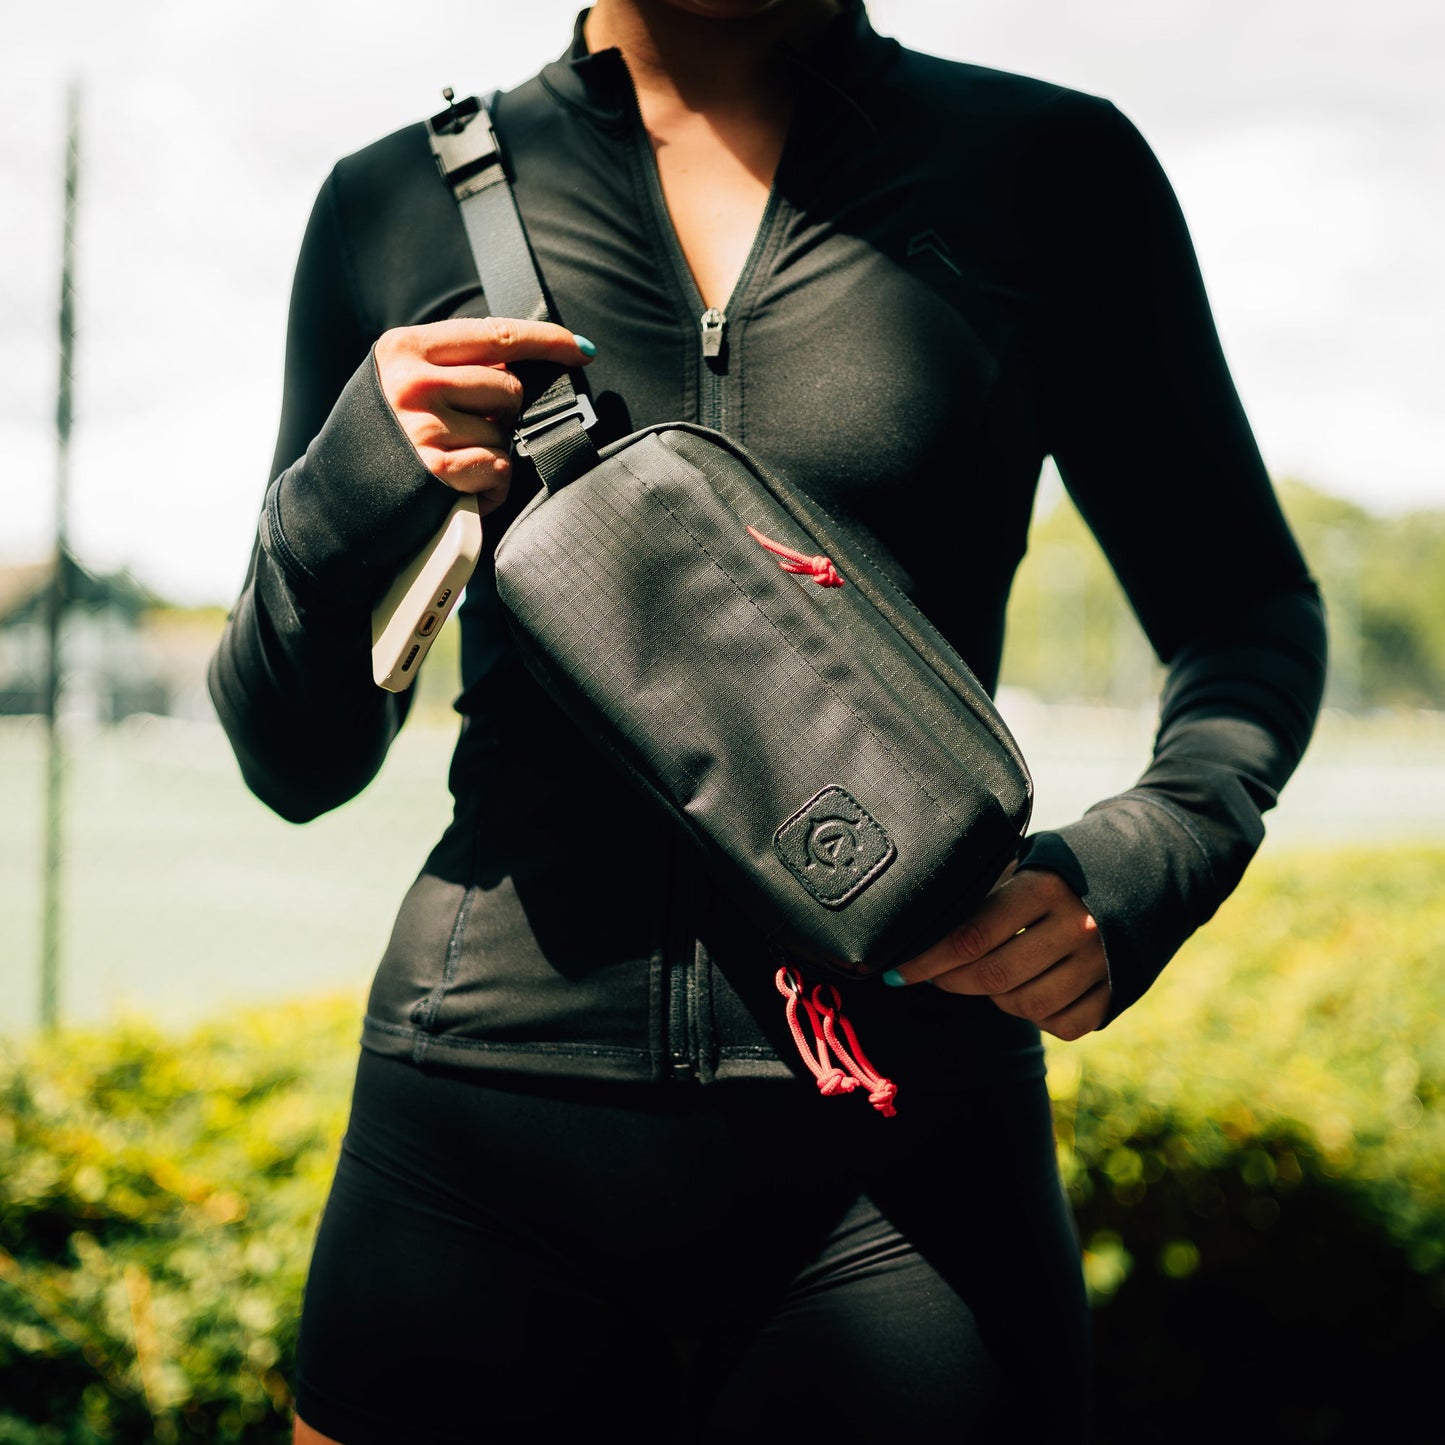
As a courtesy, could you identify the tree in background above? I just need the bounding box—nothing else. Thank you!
[1000,474,1445,713]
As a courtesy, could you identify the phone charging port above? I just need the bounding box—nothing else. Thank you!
[417,612,439,638]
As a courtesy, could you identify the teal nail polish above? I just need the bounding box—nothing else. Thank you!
[573,333,598,358]
[881,968,906,988]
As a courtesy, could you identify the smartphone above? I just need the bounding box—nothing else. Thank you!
[370,494,483,692]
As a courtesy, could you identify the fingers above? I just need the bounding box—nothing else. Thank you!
[401,316,596,369]
[382,356,525,431]
[373,318,597,506]
[1036,979,1111,1042]
[933,899,1100,999]
[390,389,517,502]
[430,369,530,420]
[407,402,513,445]
[890,868,1054,987]
[884,867,1111,1042]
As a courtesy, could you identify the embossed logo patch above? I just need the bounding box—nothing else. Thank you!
[774,786,896,908]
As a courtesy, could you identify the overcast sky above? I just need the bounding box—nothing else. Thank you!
[3,0,1442,605]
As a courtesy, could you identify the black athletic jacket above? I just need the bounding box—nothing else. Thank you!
[209,2,1327,1090]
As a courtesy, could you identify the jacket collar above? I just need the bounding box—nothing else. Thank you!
[538,1,899,125]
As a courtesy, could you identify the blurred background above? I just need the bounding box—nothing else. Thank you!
[2,1,1442,1441]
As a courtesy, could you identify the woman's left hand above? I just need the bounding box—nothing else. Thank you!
[886,864,1111,1041]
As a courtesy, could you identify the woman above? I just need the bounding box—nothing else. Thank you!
[209,1,1327,1440]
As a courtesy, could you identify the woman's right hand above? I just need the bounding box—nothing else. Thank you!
[373,317,596,517]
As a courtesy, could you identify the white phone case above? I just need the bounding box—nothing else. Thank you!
[369,494,484,692]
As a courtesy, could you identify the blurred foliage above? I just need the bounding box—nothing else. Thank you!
[143,475,1445,718]
[0,1002,356,1443]
[1052,841,1445,1441]
[1000,470,1167,708]
[1000,474,1445,711]
[1275,479,1445,711]
[2,845,1443,1441]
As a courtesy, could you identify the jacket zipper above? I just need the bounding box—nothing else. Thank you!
[698,307,726,431]
[614,59,787,1078]
[616,67,784,433]
[662,841,696,1082]
[668,954,695,1081]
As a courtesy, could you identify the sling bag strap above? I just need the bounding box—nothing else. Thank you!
[427,88,599,491]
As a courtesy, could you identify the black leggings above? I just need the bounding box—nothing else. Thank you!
[295,1051,1092,1444]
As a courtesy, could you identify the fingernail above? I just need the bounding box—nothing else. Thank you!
[572,333,597,358]
[881,968,906,988]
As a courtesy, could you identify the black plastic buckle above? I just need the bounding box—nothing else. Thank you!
[427,88,500,199]
[512,394,598,459]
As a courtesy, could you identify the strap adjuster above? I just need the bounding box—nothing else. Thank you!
[427,89,501,200]
[512,394,597,459]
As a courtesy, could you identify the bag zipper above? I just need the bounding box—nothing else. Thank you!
[583,420,1034,809]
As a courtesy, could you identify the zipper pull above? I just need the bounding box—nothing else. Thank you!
[700,306,727,360]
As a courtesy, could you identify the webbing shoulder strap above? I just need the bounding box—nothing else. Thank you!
[426,88,598,490]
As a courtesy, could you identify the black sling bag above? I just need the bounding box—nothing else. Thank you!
[424,90,1034,988]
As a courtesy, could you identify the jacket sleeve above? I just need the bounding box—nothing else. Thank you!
[207,166,462,823]
[1016,97,1329,1024]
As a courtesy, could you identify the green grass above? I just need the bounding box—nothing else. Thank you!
[0,714,458,1034]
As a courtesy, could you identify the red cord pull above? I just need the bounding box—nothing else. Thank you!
[811,983,898,1117]
[746,526,845,588]
[774,967,898,1116]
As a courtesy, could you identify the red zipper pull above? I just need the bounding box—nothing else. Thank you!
[746,525,845,588]
[811,983,898,1117]
[774,967,898,1116]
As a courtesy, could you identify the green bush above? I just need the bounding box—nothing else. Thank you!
[0,1002,356,1443]
[1052,842,1445,1441]
[2,844,1442,1442]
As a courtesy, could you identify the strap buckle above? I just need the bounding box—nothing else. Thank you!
[427,89,501,200]
[512,394,598,460]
